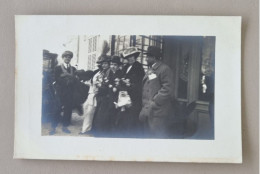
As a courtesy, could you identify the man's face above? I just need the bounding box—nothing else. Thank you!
[145,55,156,66]
[127,56,136,65]
[102,62,110,70]
[62,55,72,64]
[110,62,119,72]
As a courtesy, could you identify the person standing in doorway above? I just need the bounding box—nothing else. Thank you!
[139,46,174,138]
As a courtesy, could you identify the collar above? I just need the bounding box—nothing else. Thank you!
[151,61,161,70]
[126,64,133,73]
[63,63,70,68]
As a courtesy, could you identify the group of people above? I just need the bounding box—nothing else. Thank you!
[50,45,174,138]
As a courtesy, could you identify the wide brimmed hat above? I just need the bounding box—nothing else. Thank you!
[122,47,141,59]
[143,46,161,58]
[62,51,73,58]
[111,55,122,65]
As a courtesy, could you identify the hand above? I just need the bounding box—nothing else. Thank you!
[139,105,151,121]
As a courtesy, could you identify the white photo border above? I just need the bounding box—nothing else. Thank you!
[14,15,242,163]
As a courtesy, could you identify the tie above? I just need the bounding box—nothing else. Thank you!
[66,64,70,73]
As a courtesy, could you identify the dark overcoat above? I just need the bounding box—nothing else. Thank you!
[54,64,77,127]
[139,61,174,122]
[92,68,114,135]
[123,61,145,105]
[117,61,145,137]
[54,64,77,106]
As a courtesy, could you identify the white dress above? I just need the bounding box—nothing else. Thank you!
[81,71,101,133]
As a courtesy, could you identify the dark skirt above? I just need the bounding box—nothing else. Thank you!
[115,104,143,138]
[92,95,114,136]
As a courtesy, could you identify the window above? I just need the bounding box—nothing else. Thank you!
[113,35,163,70]
[198,36,215,101]
[135,35,163,68]
[87,55,91,70]
[93,36,97,52]
[88,38,92,53]
[92,54,96,70]
[114,35,131,56]
[87,36,98,70]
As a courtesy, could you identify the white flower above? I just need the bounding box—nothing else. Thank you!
[113,87,117,92]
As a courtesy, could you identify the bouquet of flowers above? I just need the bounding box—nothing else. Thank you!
[108,77,132,112]
[93,73,104,88]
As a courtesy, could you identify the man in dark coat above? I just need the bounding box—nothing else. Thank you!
[139,46,174,138]
[117,47,145,137]
[51,50,77,134]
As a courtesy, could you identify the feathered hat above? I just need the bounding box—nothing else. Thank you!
[96,40,111,64]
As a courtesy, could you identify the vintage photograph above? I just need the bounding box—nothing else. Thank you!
[15,16,241,162]
[41,35,215,139]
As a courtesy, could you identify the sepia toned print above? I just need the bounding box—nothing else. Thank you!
[42,35,215,139]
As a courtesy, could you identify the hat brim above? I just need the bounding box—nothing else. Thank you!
[122,52,140,59]
[143,52,161,58]
[143,52,151,55]
[96,55,111,63]
[111,61,122,65]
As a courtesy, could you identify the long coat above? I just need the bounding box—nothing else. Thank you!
[122,61,145,112]
[54,64,77,106]
[92,68,114,135]
[54,64,77,127]
[139,61,174,136]
[117,61,145,136]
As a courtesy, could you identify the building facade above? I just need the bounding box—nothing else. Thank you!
[62,35,215,138]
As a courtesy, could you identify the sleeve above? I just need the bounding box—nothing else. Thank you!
[127,63,144,93]
[54,66,61,84]
[153,66,174,106]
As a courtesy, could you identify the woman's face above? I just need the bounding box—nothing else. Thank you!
[110,62,119,72]
[102,62,110,70]
[122,59,128,67]
[127,56,136,65]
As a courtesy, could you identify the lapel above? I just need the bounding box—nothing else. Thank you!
[143,70,149,83]
[126,61,137,75]
[152,61,161,71]
[61,63,73,75]
[142,62,161,83]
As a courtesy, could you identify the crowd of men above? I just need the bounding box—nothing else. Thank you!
[49,45,175,138]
